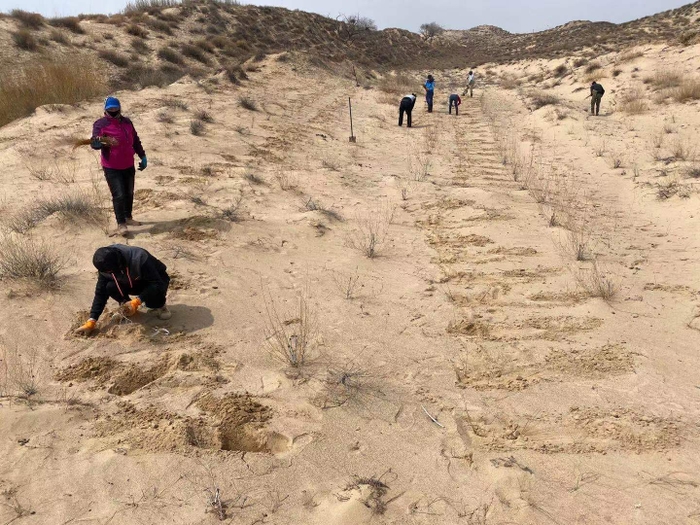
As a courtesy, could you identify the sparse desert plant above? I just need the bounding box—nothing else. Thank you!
[575,262,617,301]
[158,46,184,65]
[99,49,129,68]
[572,58,587,68]
[529,92,560,109]
[331,268,363,300]
[12,30,39,51]
[275,172,298,191]
[610,156,624,169]
[156,110,174,123]
[650,132,664,150]
[409,151,431,182]
[49,29,69,44]
[671,78,700,103]
[584,61,602,74]
[10,9,45,29]
[644,69,684,90]
[0,236,65,290]
[686,165,700,179]
[377,73,414,95]
[0,345,43,398]
[593,140,606,157]
[238,95,258,111]
[612,68,622,78]
[553,64,568,77]
[193,109,213,123]
[556,228,593,261]
[420,22,444,38]
[263,287,317,368]
[617,49,643,63]
[181,43,210,64]
[346,202,395,258]
[220,194,244,222]
[672,139,694,161]
[319,361,373,408]
[160,97,188,110]
[130,38,150,53]
[0,57,105,128]
[499,74,521,90]
[126,23,149,37]
[322,158,341,171]
[190,119,205,136]
[7,190,106,233]
[48,16,84,34]
[243,172,265,185]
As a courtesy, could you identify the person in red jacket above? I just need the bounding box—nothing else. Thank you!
[92,97,147,237]
[448,93,462,115]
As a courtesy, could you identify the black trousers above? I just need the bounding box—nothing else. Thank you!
[399,99,413,127]
[449,95,459,115]
[104,167,135,225]
[426,90,434,112]
[106,272,170,309]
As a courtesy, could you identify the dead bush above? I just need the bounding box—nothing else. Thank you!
[619,88,647,114]
[10,9,45,29]
[0,236,64,290]
[575,262,617,301]
[126,24,148,37]
[499,74,521,90]
[220,194,244,222]
[99,49,129,67]
[238,95,258,111]
[12,30,39,51]
[181,43,210,64]
[263,287,317,368]
[644,69,684,90]
[346,202,395,258]
[49,29,69,44]
[243,172,265,185]
[0,345,44,399]
[158,46,183,64]
[671,79,700,103]
[377,74,415,95]
[553,64,568,77]
[686,165,700,179]
[190,119,206,136]
[7,190,106,233]
[194,109,214,122]
[0,57,106,128]
[529,92,560,109]
[617,49,643,63]
[48,16,84,34]
[131,38,150,53]
[584,61,602,74]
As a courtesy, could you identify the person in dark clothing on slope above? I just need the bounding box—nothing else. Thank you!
[92,97,147,238]
[74,245,171,336]
[399,94,417,127]
[590,81,605,116]
[448,93,462,115]
[424,74,435,113]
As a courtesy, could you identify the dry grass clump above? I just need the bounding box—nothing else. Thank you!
[499,74,521,90]
[7,190,107,233]
[0,236,65,290]
[99,50,130,68]
[263,288,317,368]
[0,346,44,399]
[670,78,700,103]
[48,16,84,34]
[49,29,69,44]
[10,9,45,29]
[553,64,569,77]
[643,69,684,90]
[190,119,206,136]
[686,165,700,179]
[619,88,647,114]
[346,202,395,258]
[181,43,211,64]
[126,24,149,37]
[584,61,602,74]
[158,47,184,65]
[617,49,643,63]
[194,109,214,122]
[377,74,415,95]
[219,194,244,222]
[529,92,560,109]
[238,95,258,111]
[575,262,617,301]
[0,57,105,128]
[12,30,39,51]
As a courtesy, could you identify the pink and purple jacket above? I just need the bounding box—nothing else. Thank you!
[92,115,145,170]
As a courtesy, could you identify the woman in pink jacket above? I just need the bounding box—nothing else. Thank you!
[92,97,147,237]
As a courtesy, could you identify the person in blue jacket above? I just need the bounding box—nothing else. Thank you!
[423,74,435,113]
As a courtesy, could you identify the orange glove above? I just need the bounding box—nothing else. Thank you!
[75,319,97,336]
[120,298,142,317]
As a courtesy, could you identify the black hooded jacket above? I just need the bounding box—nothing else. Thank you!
[89,244,168,320]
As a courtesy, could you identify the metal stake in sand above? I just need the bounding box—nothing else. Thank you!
[348,97,356,143]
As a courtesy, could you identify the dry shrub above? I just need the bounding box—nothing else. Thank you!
[670,78,700,103]
[126,24,148,37]
[529,92,560,109]
[499,74,521,90]
[238,95,258,111]
[263,287,317,368]
[0,345,44,399]
[346,202,395,258]
[181,43,210,64]
[99,49,129,67]
[644,69,684,90]
[275,172,298,191]
[377,74,415,95]
[553,64,568,77]
[584,61,602,74]
[120,64,185,89]
[158,47,183,65]
[190,119,206,136]
[12,30,39,51]
[0,57,106,128]
[619,88,647,114]
[617,49,643,63]
[131,38,150,53]
[556,228,592,261]
[49,29,69,44]
[575,262,617,301]
[409,151,431,181]
[0,236,64,290]
[7,190,106,233]
[48,16,84,34]
[220,194,244,222]
[686,165,700,179]
[194,109,214,122]
[10,9,45,29]
[672,138,695,161]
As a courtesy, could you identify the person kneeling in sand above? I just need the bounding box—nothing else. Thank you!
[75,245,171,336]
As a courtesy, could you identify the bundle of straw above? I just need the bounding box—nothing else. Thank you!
[71,136,119,150]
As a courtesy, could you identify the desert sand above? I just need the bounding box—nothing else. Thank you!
[1,5,700,525]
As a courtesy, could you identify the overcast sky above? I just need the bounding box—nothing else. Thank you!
[1,0,690,33]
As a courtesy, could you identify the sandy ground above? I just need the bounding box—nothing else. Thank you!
[1,47,700,524]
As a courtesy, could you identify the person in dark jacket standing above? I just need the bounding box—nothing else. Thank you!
[399,94,417,127]
[92,97,147,237]
[423,75,435,113]
[448,93,462,115]
[74,244,171,336]
[590,81,605,116]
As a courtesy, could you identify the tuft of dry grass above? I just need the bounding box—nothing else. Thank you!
[10,9,45,29]
[346,202,395,258]
[670,78,700,103]
[529,92,560,109]
[194,109,214,123]
[263,287,317,368]
[0,57,105,128]
[126,23,149,37]
[238,95,258,111]
[575,262,617,301]
[158,46,184,65]
[377,74,415,95]
[0,236,65,290]
[219,194,244,222]
[619,88,647,114]
[7,189,106,233]
[644,69,684,90]
[190,119,206,136]
[48,16,84,34]
[99,49,129,68]
[12,29,39,51]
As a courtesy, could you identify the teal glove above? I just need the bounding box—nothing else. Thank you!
[138,156,147,171]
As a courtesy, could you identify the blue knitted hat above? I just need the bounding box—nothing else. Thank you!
[104,97,121,111]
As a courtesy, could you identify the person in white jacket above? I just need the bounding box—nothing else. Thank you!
[465,70,476,97]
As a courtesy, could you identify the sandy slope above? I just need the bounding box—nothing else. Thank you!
[1,49,700,525]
